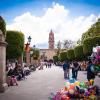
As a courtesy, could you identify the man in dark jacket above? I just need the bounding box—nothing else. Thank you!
[87,60,95,81]
[63,61,70,79]
[73,61,79,80]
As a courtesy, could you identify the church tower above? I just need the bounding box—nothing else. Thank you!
[49,30,54,49]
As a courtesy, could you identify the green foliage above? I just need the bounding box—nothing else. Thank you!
[6,30,24,59]
[67,49,75,60]
[56,41,62,56]
[74,45,85,60]
[32,48,40,60]
[81,18,100,43]
[83,37,94,56]
[53,55,59,63]
[92,36,100,46]
[0,16,6,36]
[59,51,67,62]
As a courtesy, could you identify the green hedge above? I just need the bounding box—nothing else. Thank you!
[6,30,24,59]
[67,49,75,60]
[74,45,85,60]
[83,37,94,56]
[59,51,67,62]
[53,55,59,63]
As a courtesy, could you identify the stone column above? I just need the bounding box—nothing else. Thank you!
[25,43,30,66]
[0,33,8,92]
[26,51,30,66]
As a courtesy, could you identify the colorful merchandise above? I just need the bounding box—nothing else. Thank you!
[49,79,98,100]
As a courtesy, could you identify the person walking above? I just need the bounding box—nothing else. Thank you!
[72,61,79,80]
[87,60,95,81]
[63,61,70,79]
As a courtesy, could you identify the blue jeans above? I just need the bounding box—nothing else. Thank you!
[73,70,78,79]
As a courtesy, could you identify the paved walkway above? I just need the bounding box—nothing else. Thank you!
[0,66,100,100]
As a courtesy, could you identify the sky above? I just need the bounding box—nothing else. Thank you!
[0,0,100,48]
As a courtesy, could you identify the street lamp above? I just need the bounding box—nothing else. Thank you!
[25,36,32,65]
[28,36,32,44]
[33,45,36,49]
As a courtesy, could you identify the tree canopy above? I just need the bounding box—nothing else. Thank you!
[59,51,68,62]
[81,18,100,43]
[83,37,94,56]
[6,30,24,59]
[30,47,40,60]
[67,49,75,60]
[74,45,85,60]
[0,16,6,36]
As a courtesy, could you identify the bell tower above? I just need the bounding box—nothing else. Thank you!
[49,30,54,49]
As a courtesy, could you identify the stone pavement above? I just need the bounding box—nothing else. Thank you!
[0,65,100,100]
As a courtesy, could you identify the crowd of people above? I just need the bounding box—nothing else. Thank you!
[38,61,53,70]
[6,61,53,86]
[6,63,31,86]
[6,59,98,87]
[62,60,97,82]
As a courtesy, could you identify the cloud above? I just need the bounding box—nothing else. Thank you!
[7,3,99,48]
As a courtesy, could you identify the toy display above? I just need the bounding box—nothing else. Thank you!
[49,79,98,100]
[91,46,100,72]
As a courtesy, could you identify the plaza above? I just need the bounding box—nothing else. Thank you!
[0,66,100,100]
[0,0,100,100]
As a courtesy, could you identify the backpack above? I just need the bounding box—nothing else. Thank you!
[90,65,95,73]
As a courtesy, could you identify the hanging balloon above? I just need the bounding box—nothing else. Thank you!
[64,86,68,91]
[68,89,75,95]
[89,79,94,86]
[80,82,86,88]
[89,95,96,100]
[84,90,90,96]
[63,91,68,95]
[70,84,75,90]
[85,81,90,87]
[61,94,67,100]
[69,78,76,83]
[79,88,85,94]
[65,82,70,89]
[60,88,65,93]
[74,91,80,98]
[74,81,80,86]
[66,96,70,100]
[75,86,80,91]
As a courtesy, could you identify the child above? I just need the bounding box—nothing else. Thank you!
[10,75,18,86]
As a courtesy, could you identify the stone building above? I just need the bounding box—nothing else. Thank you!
[40,30,57,61]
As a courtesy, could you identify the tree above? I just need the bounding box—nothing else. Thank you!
[30,47,40,60]
[74,45,85,60]
[81,18,100,43]
[67,49,75,60]
[59,51,68,62]
[0,16,6,36]
[92,36,100,46]
[6,30,24,59]
[56,40,62,56]
[63,39,75,49]
[83,37,94,56]
[53,55,59,63]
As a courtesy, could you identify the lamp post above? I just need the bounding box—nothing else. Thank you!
[28,36,31,44]
[25,36,32,66]
[33,45,36,59]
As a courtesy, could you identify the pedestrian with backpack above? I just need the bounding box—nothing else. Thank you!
[87,60,95,81]
[63,61,70,79]
[72,61,79,80]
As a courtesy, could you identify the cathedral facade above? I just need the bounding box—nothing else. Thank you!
[40,30,57,61]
